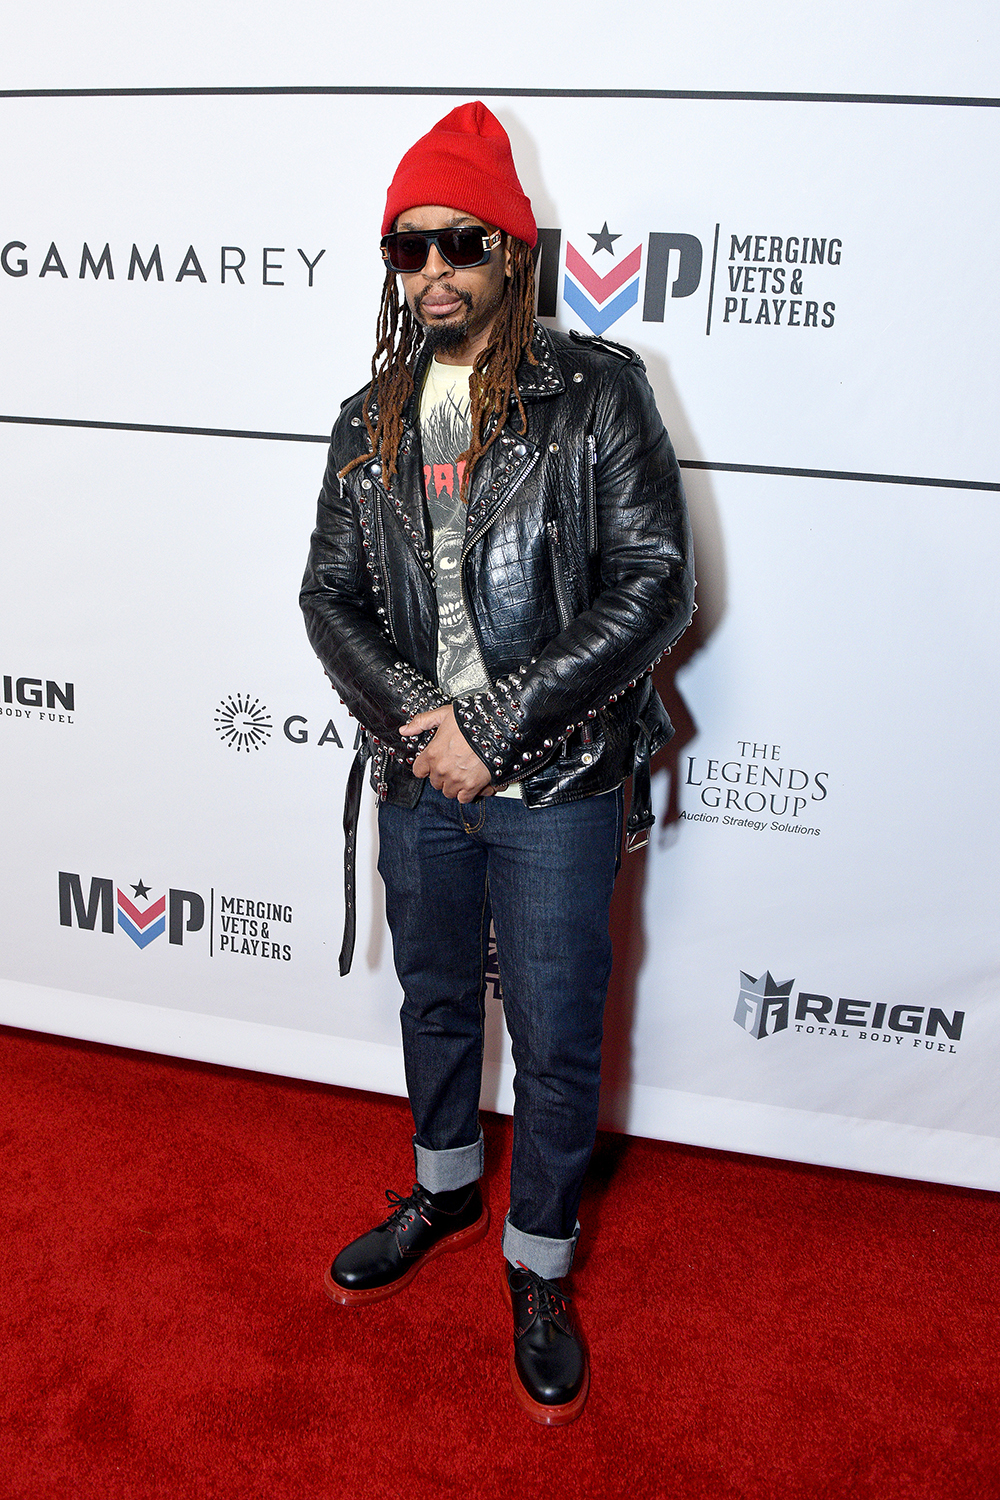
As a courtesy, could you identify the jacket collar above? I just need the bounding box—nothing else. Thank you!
[512,323,565,402]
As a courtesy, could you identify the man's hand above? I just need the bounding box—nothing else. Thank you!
[400,704,495,803]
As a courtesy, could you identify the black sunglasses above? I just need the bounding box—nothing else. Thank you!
[380,226,502,273]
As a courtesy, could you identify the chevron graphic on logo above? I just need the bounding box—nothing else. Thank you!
[117,888,166,949]
[563,241,642,335]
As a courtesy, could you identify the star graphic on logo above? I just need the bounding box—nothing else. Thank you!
[131,878,151,900]
[588,222,621,256]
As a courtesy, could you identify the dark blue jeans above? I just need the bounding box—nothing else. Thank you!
[377,781,623,1278]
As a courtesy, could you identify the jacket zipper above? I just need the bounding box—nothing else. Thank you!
[373,490,394,621]
[403,422,439,672]
[546,514,592,749]
[584,433,598,555]
[546,520,574,632]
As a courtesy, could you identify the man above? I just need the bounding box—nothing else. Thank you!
[300,101,693,1425]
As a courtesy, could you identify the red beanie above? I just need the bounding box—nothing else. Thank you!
[382,101,537,248]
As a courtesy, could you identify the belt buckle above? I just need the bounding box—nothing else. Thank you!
[625,827,650,854]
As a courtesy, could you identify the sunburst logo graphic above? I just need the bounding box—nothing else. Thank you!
[214,693,273,752]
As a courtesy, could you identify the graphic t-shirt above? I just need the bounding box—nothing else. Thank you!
[419,359,521,798]
[419,358,491,699]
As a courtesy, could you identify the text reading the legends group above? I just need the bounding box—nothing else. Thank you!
[680,740,829,836]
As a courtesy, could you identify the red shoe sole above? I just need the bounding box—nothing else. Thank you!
[323,1203,490,1307]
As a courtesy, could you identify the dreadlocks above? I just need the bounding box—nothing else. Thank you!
[339,237,538,502]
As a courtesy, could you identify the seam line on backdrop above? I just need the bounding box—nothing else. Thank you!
[1,415,996,492]
[1,87,999,107]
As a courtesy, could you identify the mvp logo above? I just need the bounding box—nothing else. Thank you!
[59,872,204,949]
[534,227,703,335]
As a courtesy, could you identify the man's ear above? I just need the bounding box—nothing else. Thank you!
[504,235,513,277]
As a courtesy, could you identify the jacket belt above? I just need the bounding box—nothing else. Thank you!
[625,720,653,853]
[338,738,371,976]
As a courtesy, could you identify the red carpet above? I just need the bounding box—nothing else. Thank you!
[2,1023,998,1500]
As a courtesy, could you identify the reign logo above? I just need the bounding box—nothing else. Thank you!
[735,970,966,1050]
[3,673,75,724]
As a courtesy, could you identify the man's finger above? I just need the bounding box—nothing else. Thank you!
[400,707,448,737]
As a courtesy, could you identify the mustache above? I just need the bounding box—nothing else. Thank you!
[414,283,473,319]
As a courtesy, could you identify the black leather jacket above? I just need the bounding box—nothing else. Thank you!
[301,323,694,816]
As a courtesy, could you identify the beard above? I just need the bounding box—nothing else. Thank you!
[414,284,473,351]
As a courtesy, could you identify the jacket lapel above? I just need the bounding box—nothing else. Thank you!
[365,324,563,549]
[463,325,561,532]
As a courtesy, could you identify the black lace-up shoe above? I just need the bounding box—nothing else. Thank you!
[324,1183,488,1306]
[504,1260,589,1425]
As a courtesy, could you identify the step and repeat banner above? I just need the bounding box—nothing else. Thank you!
[3,11,999,1190]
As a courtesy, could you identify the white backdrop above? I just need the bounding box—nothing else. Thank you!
[3,2,999,1190]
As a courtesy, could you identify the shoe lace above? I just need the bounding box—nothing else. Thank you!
[515,1261,572,1321]
[379,1185,433,1233]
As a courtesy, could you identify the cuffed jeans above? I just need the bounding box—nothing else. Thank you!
[377,781,623,1280]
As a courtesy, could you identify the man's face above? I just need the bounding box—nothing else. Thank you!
[395,205,511,365]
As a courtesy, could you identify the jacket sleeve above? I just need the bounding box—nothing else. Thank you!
[299,435,447,750]
[453,358,694,784]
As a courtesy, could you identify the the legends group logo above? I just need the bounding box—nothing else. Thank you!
[214,693,356,753]
[735,971,965,1054]
[2,673,75,725]
[59,872,293,961]
[680,739,829,836]
[3,221,842,339]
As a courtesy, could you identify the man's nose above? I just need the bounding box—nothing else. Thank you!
[422,245,452,279]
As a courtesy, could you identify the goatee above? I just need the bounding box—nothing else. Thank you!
[422,320,471,352]
[415,284,473,352]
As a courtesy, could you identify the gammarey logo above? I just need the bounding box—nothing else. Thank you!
[1,240,325,287]
[59,873,293,960]
[735,971,965,1052]
[214,692,359,752]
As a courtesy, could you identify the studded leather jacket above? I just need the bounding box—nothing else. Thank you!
[301,322,694,824]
